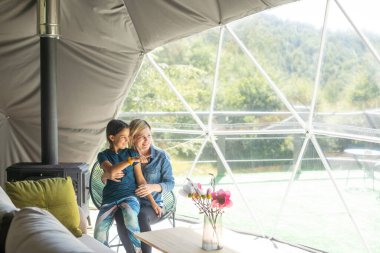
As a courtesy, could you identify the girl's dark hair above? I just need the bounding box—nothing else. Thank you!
[106,119,129,148]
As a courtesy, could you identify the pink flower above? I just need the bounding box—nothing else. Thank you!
[178,174,233,216]
[211,189,233,209]
[196,183,206,195]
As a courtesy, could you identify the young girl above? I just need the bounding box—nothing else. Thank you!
[94,119,161,253]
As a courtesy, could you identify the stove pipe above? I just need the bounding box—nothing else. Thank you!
[6,2,90,210]
[38,0,60,164]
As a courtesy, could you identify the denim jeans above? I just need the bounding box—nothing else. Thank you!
[115,205,163,253]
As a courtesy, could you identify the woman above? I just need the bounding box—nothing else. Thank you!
[104,119,175,253]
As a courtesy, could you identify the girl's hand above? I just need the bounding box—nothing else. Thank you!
[152,203,162,217]
[136,147,150,164]
[138,155,150,164]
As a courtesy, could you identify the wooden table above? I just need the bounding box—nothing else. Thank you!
[135,227,239,253]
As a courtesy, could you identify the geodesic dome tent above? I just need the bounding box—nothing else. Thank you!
[0,0,296,179]
[1,0,380,252]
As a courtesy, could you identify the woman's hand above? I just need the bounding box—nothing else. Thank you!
[103,170,125,183]
[135,184,153,197]
[101,173,107,184]
[152,203,162,217]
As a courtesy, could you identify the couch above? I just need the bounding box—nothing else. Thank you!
[0,177,114,253]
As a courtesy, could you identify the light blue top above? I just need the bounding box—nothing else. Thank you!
[140,145,175,207]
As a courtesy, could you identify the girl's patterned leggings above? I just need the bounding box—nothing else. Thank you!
[94,196,141,251]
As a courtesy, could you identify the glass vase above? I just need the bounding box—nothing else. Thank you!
[202,214,223,250]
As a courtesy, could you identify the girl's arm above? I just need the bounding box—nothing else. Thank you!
[133,163,162,216]
[100,157,134,183]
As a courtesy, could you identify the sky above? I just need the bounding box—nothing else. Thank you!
[266,0,380,35]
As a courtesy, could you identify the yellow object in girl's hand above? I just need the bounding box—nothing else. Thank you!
[127,157,133,165]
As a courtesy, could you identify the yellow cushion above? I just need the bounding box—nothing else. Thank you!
[5,177,82,237]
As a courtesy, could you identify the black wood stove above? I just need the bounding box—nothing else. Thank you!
[6,162,89,209]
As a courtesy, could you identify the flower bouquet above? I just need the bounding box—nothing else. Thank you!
[179,174,232,250]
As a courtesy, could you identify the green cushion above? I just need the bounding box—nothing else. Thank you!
[5,177,82,237]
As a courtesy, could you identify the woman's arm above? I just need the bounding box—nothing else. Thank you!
[135,151,174,196]
[135,183,161,196]
[133,163,162,216]
[158,152,175,192]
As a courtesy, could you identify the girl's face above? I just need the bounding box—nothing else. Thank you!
[134,127,152,154]
[109,128,130,152]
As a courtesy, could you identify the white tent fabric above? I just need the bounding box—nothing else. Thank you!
[0,0,297,184]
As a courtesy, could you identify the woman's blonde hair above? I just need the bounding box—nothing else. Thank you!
[128,119,152,149]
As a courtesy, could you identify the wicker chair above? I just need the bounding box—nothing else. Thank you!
[89,161,176,249]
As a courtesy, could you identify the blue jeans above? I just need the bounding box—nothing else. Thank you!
[94,196,141,250]
[115,205,164,253]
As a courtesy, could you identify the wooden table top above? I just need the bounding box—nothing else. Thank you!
[135,227,239,253]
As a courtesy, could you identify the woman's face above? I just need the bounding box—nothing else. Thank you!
[134,127,152,154]
[110,128,130,151]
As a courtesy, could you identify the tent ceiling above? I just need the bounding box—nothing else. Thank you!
[0,0,297,184]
